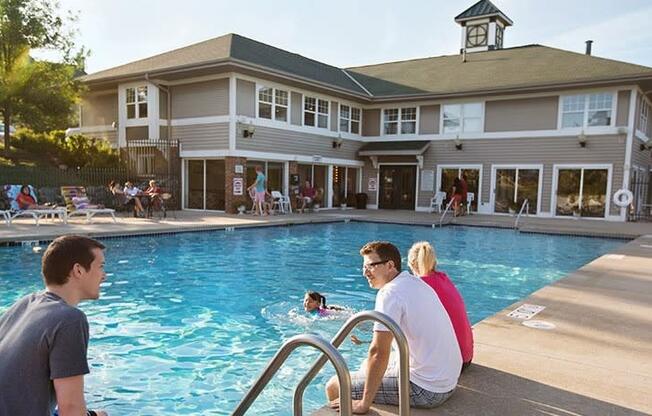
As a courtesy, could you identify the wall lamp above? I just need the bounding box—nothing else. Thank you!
[454,137,463,151]
[332,135,343,149]
[242,124,256,138]
[578,130,587,148]
[641,139,652,151]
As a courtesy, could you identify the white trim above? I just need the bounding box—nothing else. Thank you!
[434,164,483,211]
[557,91,617,130]
[635,129,650,142]
[302,94,331,130]
[489,164,544,215]
[550,163,614,220]
[327,165,334,208]
[236,115,360,140]
[169,115,231,126]
[79,125,116,134]
[180,149,364,166]
[414,165,420,211]
[229,76,237,150]
[181,159,186,209]
[381,106,418,136]
[623,88,638,219]
[148,85,160,140]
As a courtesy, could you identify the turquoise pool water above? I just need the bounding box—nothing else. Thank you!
[0,223,623,415]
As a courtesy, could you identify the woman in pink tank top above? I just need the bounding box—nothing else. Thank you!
[408,241,474,370]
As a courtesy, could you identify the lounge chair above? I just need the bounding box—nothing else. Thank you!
[271,191,292,214]
[3,185,67,226]
[429,191,446,213]
[1,209,10,226]
[60,186,116,223]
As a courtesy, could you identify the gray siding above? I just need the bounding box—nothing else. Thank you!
[236,125,362,160]
[236,79,255,117]
[419,105,440,135]
[632,144,651,170]
[412,135,625,216]
[485,96,558,132]
[174,123,229,151]
[81,93,117,126]
[126,126,149,141]
[170,79,229,118]
[331,101,338,132]
[616,90,630,127]
[159,89,168,119]
[362,109,381,136]
[291,92,302,126]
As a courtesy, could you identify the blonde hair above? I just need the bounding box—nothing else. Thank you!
[407,241,437,277]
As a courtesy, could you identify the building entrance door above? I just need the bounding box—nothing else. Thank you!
[379,165,416,209]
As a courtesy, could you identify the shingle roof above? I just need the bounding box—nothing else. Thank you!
[82,34,368,95]
[346,45,652,97]
[455,0,512,25]
[358,140,431,155]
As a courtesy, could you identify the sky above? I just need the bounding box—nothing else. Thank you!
[44,0,652,74]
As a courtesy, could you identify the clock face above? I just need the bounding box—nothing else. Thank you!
[466,24,488,48]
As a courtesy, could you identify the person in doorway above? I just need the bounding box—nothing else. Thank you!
[459,174,469,215]
[326,241,461,413]
[0,235,109,416]
[247,165,267,216]
[407,241,474,371]
[298,180,316,213]
[451,178,464,217]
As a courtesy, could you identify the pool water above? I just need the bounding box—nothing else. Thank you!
[0,223,623,415]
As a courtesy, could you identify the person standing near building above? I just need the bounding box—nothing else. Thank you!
[459,174,469,215]
[0,235,109,416]
[247,165,267,216]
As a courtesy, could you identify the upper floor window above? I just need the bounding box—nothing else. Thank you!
[258,87,288,122]
[466,24,488,48]
[495,26,504,49]
[561,93,613,128]
[339,105,361,134]
[638,96,650,134]
[304,96,329,128]
[126,86,147,119]
[442,103,482,133]
[383,107,417,135]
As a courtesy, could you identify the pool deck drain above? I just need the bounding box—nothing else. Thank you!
[1,210,651,415]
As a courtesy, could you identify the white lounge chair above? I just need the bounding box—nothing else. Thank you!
[466,192,475,214]
[429,191,446,213]
[61,186,116,224]
[271,191,292,214]
[3,185,68,226]
[1,209,10,226]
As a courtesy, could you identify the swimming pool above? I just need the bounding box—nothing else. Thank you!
[0,222,623,415]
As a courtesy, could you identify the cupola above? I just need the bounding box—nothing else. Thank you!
[455,0,513,54]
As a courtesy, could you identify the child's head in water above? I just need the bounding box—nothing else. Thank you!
[303,291,326,313]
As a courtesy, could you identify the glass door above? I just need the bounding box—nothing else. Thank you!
[556,168,608,217]
[379,166,416,209]
[186,160,204,209]
[185,160,226,210]
[439,167,480,212]
[205,160,225,210]
[333,166,345,206]
[494,167,540,214]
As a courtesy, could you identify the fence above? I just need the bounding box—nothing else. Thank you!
[0,166,128,187]
[629,177,651,222]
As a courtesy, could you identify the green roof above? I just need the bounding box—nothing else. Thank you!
[358,140,431,155]
[455,0,513,25]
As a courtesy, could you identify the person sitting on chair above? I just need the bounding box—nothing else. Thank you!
[297,180,316,213]
[144,180,163,217]
[123,181,146,217]
[16,185,50,210]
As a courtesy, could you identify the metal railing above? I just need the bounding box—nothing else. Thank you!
[514,199,529,229]
[231,334,352,416]
[438,199,455,227]
[293,311,410,416]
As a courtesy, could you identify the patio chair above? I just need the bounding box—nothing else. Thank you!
[271,191,292,214]
[429,191,446,213]
[60,186,116,223]
[3,185,67,226]
[466,192,475,214]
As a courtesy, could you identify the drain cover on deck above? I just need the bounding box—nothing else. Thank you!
[507,303,545,320]
[522,320,556,330]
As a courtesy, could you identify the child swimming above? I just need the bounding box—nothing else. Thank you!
[303,291,344,317]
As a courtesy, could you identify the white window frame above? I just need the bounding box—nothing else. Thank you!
[339,104,362,135]
[638,95,650,135]
[435,164,483,211]
[383,107,418,135]
[256,86,289,123]
[126,86,148,120]
[558,92,617,130]
[303,95,329,129]
[550,164,613,219]
[489,164,544,216]
[440,102,484,134]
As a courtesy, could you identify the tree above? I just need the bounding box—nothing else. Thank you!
[0,0,86,156]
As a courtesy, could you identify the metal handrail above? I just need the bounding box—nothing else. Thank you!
[231,334,352,416]
[293,311,410,416]
[438,199,455,227]
[514,199,529,229]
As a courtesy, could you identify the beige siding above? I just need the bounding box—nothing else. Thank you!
[175,123,229,151]
[81,93,118,127]
[159,89,168,119]
[170,79,229,118]
[616,90,630,127]
[291,92,302,126]
[362,109,380,136]
[237,79,255,117]
[419,105,439,135]
[632,145,651,170]
[485,96,558,132]
[236,125,362,160]
[331,101,338,132]
[415,135,625,216]
[126,126,149,141]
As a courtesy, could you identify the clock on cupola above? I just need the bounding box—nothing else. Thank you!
[455,0,513,53]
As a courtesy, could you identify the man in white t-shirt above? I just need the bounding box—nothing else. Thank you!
[327,241,461,413]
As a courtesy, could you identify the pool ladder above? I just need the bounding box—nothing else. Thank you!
[231,311,411,416]
[438,199,455,227]
[514,199,530,230]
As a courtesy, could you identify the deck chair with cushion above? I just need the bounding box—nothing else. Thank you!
[3,185,67,226]
[61,186,116,223]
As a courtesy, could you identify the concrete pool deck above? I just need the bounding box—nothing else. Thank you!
[1,210,651,415]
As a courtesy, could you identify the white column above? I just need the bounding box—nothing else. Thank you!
[117,86,126,148]
[229,75,237,150]
[488,21,497,48]
[621,88,638,221]
[327,165,334,208]
[148,82,160,140]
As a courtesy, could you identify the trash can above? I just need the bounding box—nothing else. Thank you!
[355,193,368,209]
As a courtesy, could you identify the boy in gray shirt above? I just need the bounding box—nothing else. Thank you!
[0,235,109,416]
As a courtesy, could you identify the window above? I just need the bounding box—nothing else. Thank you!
[495,25,504,48]
[258,87,288,122]
[126,86,147,119]
[442,103,482,133]
[638,96,650,134]
[561,93,613,128]
[339,105,361,134]
[466,24,488,48]
[383,107,417,135]
[304,96,329,128]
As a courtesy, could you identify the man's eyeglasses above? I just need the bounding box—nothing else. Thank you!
[363,260,389,271]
